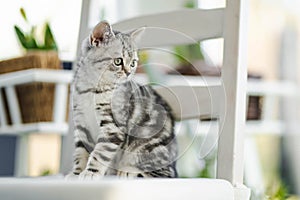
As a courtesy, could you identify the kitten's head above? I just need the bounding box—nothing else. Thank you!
[81,21,144,83]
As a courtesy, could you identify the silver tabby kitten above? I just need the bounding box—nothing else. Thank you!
[67,21,177,179]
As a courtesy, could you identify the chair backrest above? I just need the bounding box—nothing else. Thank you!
[62,0,248,188]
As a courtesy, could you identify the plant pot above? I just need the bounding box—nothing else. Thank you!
[0,51,62,123]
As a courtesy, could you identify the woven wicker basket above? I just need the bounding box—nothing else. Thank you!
[0,51,61,123]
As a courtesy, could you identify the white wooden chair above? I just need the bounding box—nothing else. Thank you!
[0,0,251,199]
[63,0,251,198]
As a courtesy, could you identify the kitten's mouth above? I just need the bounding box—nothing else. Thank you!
[116,72,125,77]
[116,72,130,79]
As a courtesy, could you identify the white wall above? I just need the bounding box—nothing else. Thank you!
[0,0,82,61]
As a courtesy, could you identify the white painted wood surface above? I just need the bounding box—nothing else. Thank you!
[0,122,69,135]
[155,85,224,120]
[0,69,73,87]
[75,0,90,60]
[0,91,7,126]
[53,83,69,123]
[5,86,22,125]
[279,26,300,195]
[0,178,234,200]
[113,9,224,47]
[14,135,29,177]
[216,0,248,187]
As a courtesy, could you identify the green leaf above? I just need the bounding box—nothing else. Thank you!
[30,26,35,37]
[173,45,191,65]
[188,43,204,60]
[44,22,58,50]
[14,25,38,49]
[20,7,28,22]
[184,0,197,8]
[173,42,204,66]
[25,36,39,49]
[14,25,27,48]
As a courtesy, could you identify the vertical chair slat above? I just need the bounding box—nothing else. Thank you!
[54,83,70,175]
[14,135,29,177]
[217,0,248,186]
[5,86,22,125]
[0,88,8,126]
[262,95,276,121]
[53,83,68,124]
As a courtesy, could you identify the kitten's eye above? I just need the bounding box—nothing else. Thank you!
[114,58,123,66]
[130,60,137,68]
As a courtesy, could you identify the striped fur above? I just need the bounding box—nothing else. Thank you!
[67,21,177,180]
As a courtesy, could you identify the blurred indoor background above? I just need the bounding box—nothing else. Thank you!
[0,0,299,199]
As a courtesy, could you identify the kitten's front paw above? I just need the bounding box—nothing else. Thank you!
[65,172,79,180]
[78,169,102,180]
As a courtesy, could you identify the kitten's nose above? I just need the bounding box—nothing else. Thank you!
[124,70,130,76]
[123,66,131,76]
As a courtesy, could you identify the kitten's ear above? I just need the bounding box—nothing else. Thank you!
[130,27,145,43]
[90,21,115,47]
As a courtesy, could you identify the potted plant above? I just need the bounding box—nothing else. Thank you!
[14,7,58,51]
[0,8,62,123]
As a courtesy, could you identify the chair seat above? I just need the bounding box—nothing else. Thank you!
[0,177,234,200]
